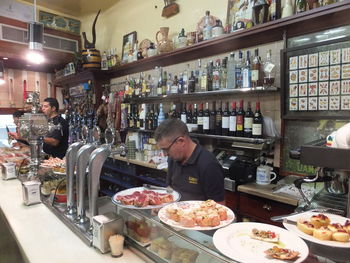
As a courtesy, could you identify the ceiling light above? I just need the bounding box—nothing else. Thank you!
[26,0,45,64]
[0,61,5,85]
[3,57,8,60]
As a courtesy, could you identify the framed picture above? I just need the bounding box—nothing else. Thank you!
[121,31,137,63]
[39,10,80,35]
[225,0,254,29]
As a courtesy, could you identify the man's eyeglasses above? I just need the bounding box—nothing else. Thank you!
[160,136,181,153]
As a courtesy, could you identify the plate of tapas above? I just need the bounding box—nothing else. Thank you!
[213,222,309,263]
[283,212,350,248]
[112,187,181,209]
[158,200,235,230]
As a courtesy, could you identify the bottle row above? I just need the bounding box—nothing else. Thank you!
[122,48,276,100]
[124,100,263,138]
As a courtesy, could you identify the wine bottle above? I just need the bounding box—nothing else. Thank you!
[229,101,237,136]
[200,65,208,91]
[209,101,216,134]
[158,103,165,126]
[203,102,210,134]
[188,71,196,93]
[192,104,198,132]
[244,101,254,137]
[197,103,204,134]
[236,100,245,137]
[152,104,158,130]
[220,57,227,90]
[181,102,187,124]
[215,101,223,135]
[207,61,213,91]
[252,101,263,138]
[186,104,193,131]
[222,102,230,136]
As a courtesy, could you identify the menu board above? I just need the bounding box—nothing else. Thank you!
[282,38,350,118]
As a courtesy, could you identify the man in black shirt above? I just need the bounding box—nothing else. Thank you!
[41,98,69,159]
[154,119,225,204]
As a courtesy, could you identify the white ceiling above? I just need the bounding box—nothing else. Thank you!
[21,0,118,17]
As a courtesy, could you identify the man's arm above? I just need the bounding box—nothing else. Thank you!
[43,137,60,146]
[201,162,225,203]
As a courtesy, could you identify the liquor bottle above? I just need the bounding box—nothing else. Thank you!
[197,103,204,134]
[178,73,184,93]
[153,105,158,130]
[203,102,210,134]
[148,105,154,130]
[269,0,280,21]
[203,11,212,40]
[209,101,216,134]
[252,101,263,138]
[134,78,141,98]
[235,51,244,89]
[220,57,228,90]
[171,75,179,94]
[195,59,201,92]
[127,104,132,128]
[183,66,189,94]
[236,100,245,137]
[107,50,112,68]
[110,48,116,67]
[158,103,165,126]
[252,49,262,88]
[282,0,293,18]
[244,101,254,137]
[222,102,230,136]
[101,51,108,70]
[192,104,198,132]
[170,103,178,119]
[212,60,221,90]
[188,71,196,93]
[242,51,252,88]
[295,0,306,13]
[200,65,208,91]
[186,104,193,131]
[157,72,163,96]
[207,61,213,91]
[166,73,173,95]
[181,102,187,124]
[215,101,223,135]
[162,70,167,96]
[135,106,140,129]
[226,53,236,89]
[145,105,150,130]
[140,104,146,130]
[229,101,237,137]
[263,49,276,88]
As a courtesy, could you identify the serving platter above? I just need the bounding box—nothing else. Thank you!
[213,222,309,263]
[283,211,350,248]
[158,201,235,231]
[111,187,181,210]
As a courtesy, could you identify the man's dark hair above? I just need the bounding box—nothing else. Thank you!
[13,110,25,118]
[154,118,189,142]
[44,97,59,112]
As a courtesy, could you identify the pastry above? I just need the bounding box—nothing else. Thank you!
[250,228,279,243]
[297,220,315,235]
[310,214,331,228]
[265,246,300,260]
[313,226,332,240]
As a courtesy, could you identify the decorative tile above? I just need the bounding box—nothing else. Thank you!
[289,98,298,111]
[329,81,340,95]
[319,82,329,96]
[308,68,318,82]
[342,47,350,63]
[298,55,308,69]
[319,51,330,66]
[308,83,318,96]
[330,49,341,65]
[329,96,340,110]
[319,66,329,81]
[298,83,308,96]
[308,97,318,111]
[289,70,298,84]
[289,84,298,97]
[318,96,329,110]
[298,69,308,83]
[341,80,350,94]
[329,65,341,80]
[341,95,350,110]
[308,53,318,68]
[341,63,350,79]
[289,56,298,70]
[299,97,308,111]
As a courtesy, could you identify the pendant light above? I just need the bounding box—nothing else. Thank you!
[26,0,45,64]
[0,61,5,85]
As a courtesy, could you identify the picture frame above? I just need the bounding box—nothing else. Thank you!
[39,10,81,35]
[121,31,137,63]
[225,0,254,29]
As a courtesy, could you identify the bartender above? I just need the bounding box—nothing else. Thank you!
[154,118,225,204]
[41,98,69,159]
[8,110,29,146]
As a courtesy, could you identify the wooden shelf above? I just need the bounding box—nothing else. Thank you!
[111,155,163,170]
[123,87,279,103]
[107,2,350,78]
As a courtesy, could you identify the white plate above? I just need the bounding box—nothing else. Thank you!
[213,222,309,263]
[283,211,350,248]
[111,187,181,210]
[158,201,235,231]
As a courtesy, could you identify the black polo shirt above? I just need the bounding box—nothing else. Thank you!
[43,115,69,159]
[167,144,225,202]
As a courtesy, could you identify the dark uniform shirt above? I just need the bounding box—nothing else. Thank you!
[43,115,69,159]
[167,144,225,202]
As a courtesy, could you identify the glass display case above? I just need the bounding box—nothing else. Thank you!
[118,208,234,263]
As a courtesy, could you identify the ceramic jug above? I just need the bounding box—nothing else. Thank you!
[156,27,173,54]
